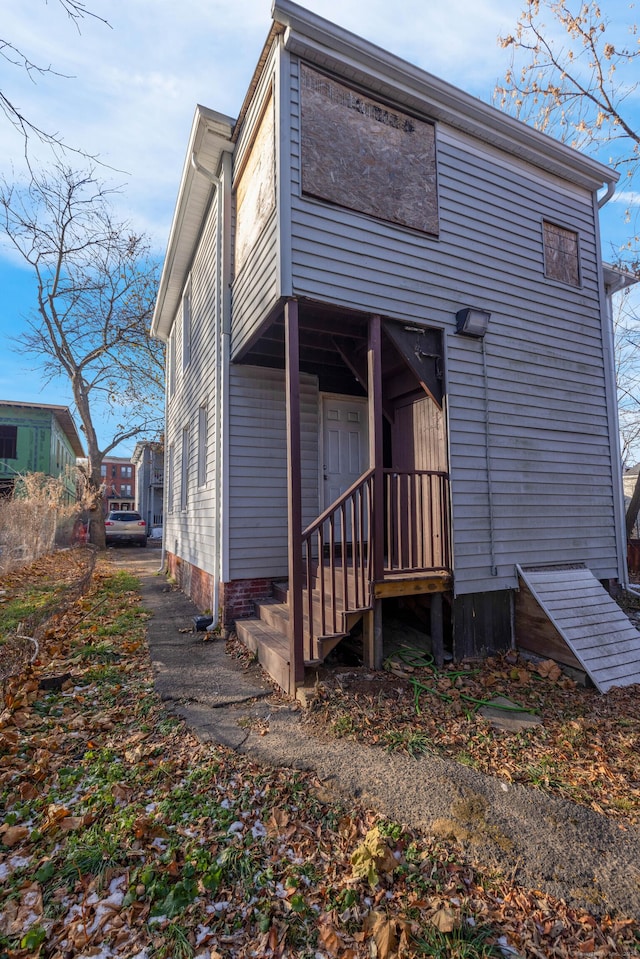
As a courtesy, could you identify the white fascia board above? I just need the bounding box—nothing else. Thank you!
[151,106,235,342]
[273,0,618,195]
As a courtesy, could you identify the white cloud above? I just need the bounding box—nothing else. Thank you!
[612,190,640,208]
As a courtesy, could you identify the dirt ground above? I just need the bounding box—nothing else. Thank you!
[110,546,640,921]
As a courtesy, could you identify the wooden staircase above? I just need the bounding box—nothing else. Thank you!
[236,466,452,694]
[236,569,367,693]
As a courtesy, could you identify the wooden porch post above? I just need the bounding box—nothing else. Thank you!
[285,299,305,690]
[368,314,384,669]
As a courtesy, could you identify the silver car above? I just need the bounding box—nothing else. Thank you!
[104,510,147,547]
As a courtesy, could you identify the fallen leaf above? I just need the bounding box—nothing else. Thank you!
[1,824,30,846]
[430,905,456,933]
[365,911,398,959]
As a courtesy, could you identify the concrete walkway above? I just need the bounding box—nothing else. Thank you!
[109,547,640,920]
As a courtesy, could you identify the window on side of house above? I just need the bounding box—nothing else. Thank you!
[168,329,176,398]
[182,280,192,370]
[180,426,189,510]
[543,221,581,287]
[0,425,17,459]
[198,404,208,487]
[167,444,174,513]
[121,465,132,479]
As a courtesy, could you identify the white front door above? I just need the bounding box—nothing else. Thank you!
[321,395,368,521]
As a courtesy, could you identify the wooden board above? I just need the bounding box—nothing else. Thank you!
[300,64,438,235]
[235,91,275,274]
[516,565,640,692]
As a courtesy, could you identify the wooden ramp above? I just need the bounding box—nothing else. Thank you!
[516,564,640,693]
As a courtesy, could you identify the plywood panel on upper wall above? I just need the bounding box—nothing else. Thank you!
[235,90,275,275]
[300,64,438,235]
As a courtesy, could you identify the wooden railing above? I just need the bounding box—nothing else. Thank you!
[298,467,451,662]
[383,469,451,573]
[301,469,374,661]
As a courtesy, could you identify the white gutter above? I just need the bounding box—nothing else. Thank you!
[597,180,616,209]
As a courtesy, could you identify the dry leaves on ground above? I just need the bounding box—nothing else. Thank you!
[307,645,640,824]
[1,552,638,958]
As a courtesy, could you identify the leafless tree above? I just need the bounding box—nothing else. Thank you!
[0,163,163,547]
[614,290,640,536]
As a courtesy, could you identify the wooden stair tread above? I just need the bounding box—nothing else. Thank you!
[236,618,289,657]
[235,618,291,694]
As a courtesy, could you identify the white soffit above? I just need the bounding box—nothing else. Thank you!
[152,106,235,342]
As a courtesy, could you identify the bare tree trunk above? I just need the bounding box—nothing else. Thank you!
[626,472,640,540]
[88,465,106,549]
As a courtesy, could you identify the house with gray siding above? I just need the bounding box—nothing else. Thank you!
[152,1,638,694]
[132,441,164,535]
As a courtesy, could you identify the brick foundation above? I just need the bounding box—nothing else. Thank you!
[220,577,272,625]
[166,552,272,626]
[166,552,215,613]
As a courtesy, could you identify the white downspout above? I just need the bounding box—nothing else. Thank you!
[219,149,233,610]
[190,151,222,629]
[481,338,498,577]
[190,147,232,633]
[157,350,170,573]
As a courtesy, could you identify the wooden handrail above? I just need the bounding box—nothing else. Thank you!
[300,469,374,661]
[302,468,375,538]
[296,467,451,663]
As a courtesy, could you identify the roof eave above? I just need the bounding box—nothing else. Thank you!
[151,106,235,343]
[0,401,85,457]
[272,0,618,194]
[603,262,639,294]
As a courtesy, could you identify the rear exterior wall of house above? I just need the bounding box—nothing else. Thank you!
[163,31,621,648]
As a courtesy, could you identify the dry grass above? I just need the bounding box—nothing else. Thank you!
[0,472,83,575]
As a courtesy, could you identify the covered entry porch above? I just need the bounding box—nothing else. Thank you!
[234,298,452,694]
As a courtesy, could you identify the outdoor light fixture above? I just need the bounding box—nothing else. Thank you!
[455,307,491,338]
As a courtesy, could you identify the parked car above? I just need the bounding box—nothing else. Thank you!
[105,510,147,547]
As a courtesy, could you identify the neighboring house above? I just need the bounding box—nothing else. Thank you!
[0,401,84,501]
[100,456,136,515]
[132,441,164,534]
[151,1,639,694]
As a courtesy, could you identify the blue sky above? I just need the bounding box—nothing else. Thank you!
[0,0,637,454]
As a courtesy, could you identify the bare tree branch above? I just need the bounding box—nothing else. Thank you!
[0,1,110,157]
[495,0,640,269]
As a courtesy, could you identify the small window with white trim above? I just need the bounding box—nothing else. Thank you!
[198,404,208,487]
[180,426,189,510]
[167,444,174,512]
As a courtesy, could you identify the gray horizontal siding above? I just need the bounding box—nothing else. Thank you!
[286,56,617,593]
[164,195,219,575]
[231,213,279,357]
[228,366,319,580]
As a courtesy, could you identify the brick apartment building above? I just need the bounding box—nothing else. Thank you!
[101,456,136,514]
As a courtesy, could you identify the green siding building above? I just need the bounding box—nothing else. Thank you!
[0,402,85,500]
